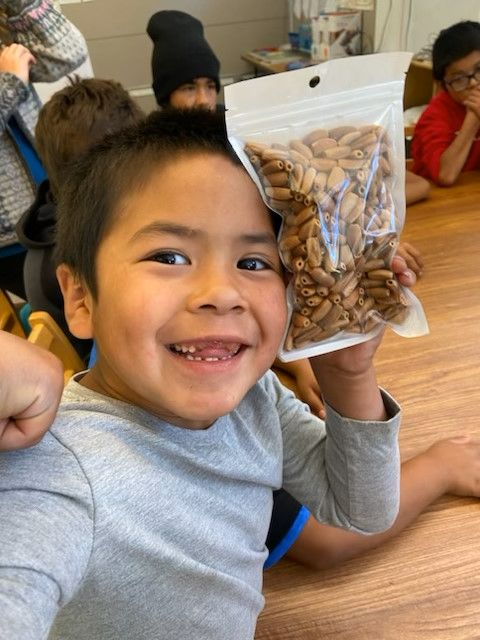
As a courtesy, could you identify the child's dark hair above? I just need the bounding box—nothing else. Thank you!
[54,108,244,297]
[432,21,480,82]
[35,76,145,197]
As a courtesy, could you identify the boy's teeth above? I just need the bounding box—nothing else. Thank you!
[173,344,197,353]
[171,342,241,360]
[185,354,234,361]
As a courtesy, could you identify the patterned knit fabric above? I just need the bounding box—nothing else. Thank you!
[0,0,87,248]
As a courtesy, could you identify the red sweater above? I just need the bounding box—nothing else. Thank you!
[411,90,480,182]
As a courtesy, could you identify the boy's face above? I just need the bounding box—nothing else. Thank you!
[443,50,480,104]
[169,77,217,111]
[67,154,287,429]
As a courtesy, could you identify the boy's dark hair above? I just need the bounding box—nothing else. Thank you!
[432,20,480,82]
[35,76,145,197]
[54,108,243,298]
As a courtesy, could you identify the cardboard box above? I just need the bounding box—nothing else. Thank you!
[310,11,362,62]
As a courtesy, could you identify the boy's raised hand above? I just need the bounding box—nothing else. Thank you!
[0,332,64,451]
[314,253,416,373]
[309,254,416,420]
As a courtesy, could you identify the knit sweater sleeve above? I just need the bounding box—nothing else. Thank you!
[0,431,94,640]
[0,71,29,129]
[262,371,401,534]
[3,0,88,82]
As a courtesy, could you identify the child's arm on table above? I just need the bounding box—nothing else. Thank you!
[286,434,480,569]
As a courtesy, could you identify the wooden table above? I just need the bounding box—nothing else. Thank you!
[256,172,480,639]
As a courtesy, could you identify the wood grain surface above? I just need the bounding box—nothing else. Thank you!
[256,172,480,640]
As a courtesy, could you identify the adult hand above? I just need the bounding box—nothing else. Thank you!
[0,43,35,84]
[0,331,64,451]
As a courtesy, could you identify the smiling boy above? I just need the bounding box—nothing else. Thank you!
[0,109,405,639]
[67,150,287,424]
[412,20,480,185]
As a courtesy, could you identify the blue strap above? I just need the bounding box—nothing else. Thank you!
[7,116,47,186]
[264,505,310,569]
[0,243,26,258]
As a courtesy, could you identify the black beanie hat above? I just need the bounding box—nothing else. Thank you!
[147,10,220,106]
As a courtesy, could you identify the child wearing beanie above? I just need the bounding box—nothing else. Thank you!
[147,10,220,110]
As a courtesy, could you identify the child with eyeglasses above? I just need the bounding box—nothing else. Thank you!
[412,20,480,185]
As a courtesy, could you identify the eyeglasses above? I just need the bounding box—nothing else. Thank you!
[445,65,480,91]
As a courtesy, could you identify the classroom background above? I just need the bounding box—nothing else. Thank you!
[39,0,480,114]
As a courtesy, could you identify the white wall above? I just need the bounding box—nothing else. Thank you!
[374,0,480,53]
[407,1,480,53]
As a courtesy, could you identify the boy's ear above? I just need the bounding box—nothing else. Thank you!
[56,264,94,340]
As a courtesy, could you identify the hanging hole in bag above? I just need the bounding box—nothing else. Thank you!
[309,75,320,88]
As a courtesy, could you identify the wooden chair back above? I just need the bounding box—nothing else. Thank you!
[27,310,85,384]
[0,288,26,337]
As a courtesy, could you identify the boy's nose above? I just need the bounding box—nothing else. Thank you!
[187,270,247,315]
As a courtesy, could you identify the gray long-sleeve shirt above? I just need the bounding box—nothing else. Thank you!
[0,371,401,639]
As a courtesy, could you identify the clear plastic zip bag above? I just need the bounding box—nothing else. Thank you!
[225,52,428,361]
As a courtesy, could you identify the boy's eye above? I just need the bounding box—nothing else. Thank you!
[237,257,270,271]
[146,251,190,265]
